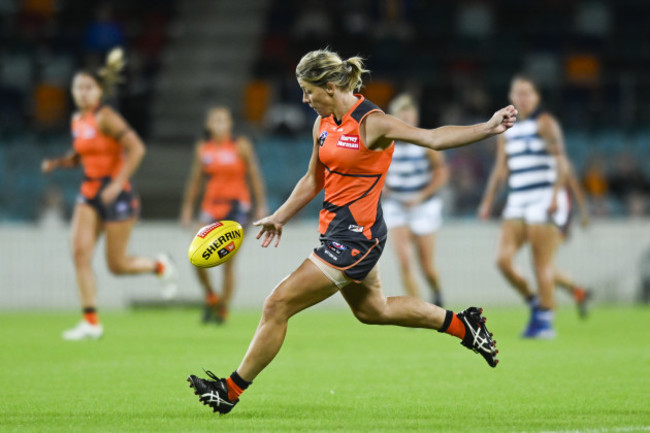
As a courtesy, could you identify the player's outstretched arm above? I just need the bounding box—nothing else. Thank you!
[41,149,80,173]
[254,118,325,248]
[366,105,517,151]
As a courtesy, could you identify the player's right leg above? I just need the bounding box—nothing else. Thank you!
[64,203,103,341]
[340,268,498,367]
[496,219,534,302]
[187,258,339,414]
[389,226,420,298]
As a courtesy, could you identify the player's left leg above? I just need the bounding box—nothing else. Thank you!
[555,270,591,318]
[526,224,561,338]
[104,218,157,274]
[414,233,443,306]
[188,259,340,414]
[340,268,498,367]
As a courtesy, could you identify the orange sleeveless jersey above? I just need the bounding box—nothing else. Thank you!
[199,138,251,215]
[317,96,394,240]
[72,108,129,198]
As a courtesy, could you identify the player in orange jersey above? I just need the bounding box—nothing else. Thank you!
[187,49,517,414]
[180,106,268,323]
[41,48,177,341]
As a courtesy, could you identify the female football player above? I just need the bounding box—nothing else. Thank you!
[382,93,449,305]
[180,106,267,323]
[187,49,516,414]
[478,74,573,338]
[41,48,177,340]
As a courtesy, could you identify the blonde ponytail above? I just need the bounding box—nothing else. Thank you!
[96,47,126,96]
[296,49,369,92]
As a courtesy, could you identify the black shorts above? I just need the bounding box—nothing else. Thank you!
[78,185,139,222]
[200,200,251,226]
[313,235,386,282]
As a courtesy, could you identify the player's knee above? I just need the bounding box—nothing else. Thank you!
[496,255,511,272]
[352,307,385,325]
[107,258,127,275]
[72,244,93,267]
[262,292,290,322]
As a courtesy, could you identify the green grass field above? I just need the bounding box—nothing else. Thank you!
[1,306,649,433]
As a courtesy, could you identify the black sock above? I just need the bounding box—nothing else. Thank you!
[437,310,454,333]
[83,307,97,314]
[230,371,251,389]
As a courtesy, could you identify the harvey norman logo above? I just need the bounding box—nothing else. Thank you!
[336,134,360,150]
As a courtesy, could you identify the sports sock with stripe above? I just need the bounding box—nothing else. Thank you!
[225,371,251,401]
[437,310,466,340]
[83,307,99,325]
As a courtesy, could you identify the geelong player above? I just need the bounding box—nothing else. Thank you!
[382,94,449,305]
[478,74,588,338]
[180,107,267,323]
[41,48,177,340]
[187,49,516,414]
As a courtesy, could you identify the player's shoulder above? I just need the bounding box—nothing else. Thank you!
[350,97,383,123]
[534,109,558,125]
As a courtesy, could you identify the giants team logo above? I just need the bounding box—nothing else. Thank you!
[318,131,328,147]
[336,134,360,150]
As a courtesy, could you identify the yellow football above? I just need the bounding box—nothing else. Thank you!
[188,220,244,268]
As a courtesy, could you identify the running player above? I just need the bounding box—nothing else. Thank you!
[478,74,573,338]
[180,106,267,323]
[382,94,449,305]
[187,49,516,414]
[41,48,177,340]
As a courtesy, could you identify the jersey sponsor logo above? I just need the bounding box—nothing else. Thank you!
[348,224,364,233]
[331,241,347,251]
[218,152,237,164]
[318,131,328,147]
[336,134,360,150]
[197,222,223,238]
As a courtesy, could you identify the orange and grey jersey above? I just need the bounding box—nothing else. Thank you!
[71,107,129,199]
[317,95,394,242]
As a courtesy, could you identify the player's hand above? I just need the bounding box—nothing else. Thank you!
[41,159,56,174]
[100,182,122,205]
[253,215,283,248]
[477,201,491,220]
[486,105,518,135]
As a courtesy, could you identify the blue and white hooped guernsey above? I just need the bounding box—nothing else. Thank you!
[385,141,432,202]
[504,110,556,201]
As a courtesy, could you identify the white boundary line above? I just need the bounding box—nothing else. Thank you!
[514,427,650,433]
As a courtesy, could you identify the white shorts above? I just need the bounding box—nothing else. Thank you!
[502,188,569,227]
[382,196,443,235]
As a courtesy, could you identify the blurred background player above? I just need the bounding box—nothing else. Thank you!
[382,94,449,305]
[478,74,573,338]
[180,106,267,323]
[41,48,177,341]
[186,49,515,414]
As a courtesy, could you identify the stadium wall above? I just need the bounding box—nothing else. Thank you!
[1,220,648,311]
